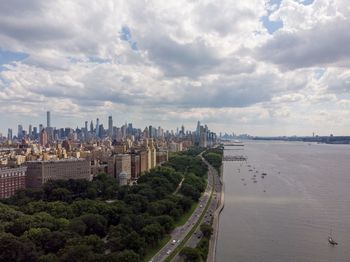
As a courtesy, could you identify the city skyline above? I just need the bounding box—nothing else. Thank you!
[4,110,221,143]
[3,111,216,138]
[1,1,350,136]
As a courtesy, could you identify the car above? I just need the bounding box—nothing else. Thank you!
[166,250,171,255]
[171,239,176,244]
[200,204,203,208]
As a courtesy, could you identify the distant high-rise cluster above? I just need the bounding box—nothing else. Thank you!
[0,111,218,199]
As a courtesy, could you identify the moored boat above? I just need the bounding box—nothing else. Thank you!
[328,236,338,245]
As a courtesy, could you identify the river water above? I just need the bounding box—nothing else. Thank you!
[216,141,350,262]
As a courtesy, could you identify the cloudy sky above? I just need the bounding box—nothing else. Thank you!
[0,0,349,136]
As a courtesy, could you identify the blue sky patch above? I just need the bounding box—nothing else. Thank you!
[0,49,28,71]
[120,26,132,41]
[261,16,283,34]
[314,68,326,79]
[262,0,284,34]
[120,26,138,51]
[299,0,314,5]
[269,0,283,8]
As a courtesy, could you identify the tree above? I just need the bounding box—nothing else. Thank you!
[155,215,175,233]
[23,227,50,251]
[115,250,140,262]
[141,223,163,246]
[200,223,213,238]
[66,235,105,254]
[122,231,146,256]
[0,203,22,221]
[58,244,96,262]
[50,188,72,202]
[42,231,67,253]
[178,196,193,212]
[180,247,201,262]
[38,253,58,262]
[0,233,37,262]
[78,213,108,237]
[68,218,86,235]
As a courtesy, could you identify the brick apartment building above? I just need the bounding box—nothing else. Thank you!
[0,167,26,198]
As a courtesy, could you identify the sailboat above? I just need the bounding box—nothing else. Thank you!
[328,230,338,245]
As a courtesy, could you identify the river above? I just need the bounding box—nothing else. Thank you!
[216,141,350,262]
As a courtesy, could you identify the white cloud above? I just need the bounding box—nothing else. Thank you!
[0,0,349,135]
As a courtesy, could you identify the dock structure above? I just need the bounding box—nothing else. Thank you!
[223,156,247,161]
[224,143,244,146]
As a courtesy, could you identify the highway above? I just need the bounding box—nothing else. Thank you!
[150,153,222,262]
[150,155,217,262]
[172,157,222,261]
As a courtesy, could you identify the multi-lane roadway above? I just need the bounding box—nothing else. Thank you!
[150,153,222,262]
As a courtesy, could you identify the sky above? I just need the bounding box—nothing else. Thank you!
[0,0,350,136]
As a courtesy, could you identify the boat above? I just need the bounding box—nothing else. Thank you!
[328,236,338,245]
[328,229,338,245]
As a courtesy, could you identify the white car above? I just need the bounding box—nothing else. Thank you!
[171,239,176,244]
[166,250,171,255]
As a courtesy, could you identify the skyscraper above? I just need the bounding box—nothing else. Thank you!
[33,127,38,139]
[18,125,23,139]
[95,118,99,137]
[40,128,48,147]
[47,111,51,128]
[90,120,94,133]
[108,116,113,137]
[149,125,153,138]
[28,125,32,138]
[7,128,12,141]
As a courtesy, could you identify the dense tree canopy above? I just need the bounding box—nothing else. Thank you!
[203,147,223,172]
[0,148,208,261]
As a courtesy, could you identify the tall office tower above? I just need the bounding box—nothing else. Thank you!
[28,125,32,138]
[39,124,43,133]
[18,125,23,139]
[33,127,38,139]
[85,121,88,131]
[127,123,133,135]
[149,125,153,138]
[108,116,113,136]
[121,124,126,139]
[40,128,48,147]
[95,118,99,137]
[7,128,12,141]
[181,125,185,136]
[47,111,51,128]
[90,120,94,133]
[98,124,104,138]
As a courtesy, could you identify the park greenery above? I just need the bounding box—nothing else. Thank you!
[202,147,223,173]
[0,148,208,262]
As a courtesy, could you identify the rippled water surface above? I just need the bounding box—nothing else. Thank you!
[216,141,350,262]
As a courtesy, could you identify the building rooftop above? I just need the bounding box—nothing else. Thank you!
[27,158,87,163]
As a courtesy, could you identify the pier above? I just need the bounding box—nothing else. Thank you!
[223,156,247,161]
